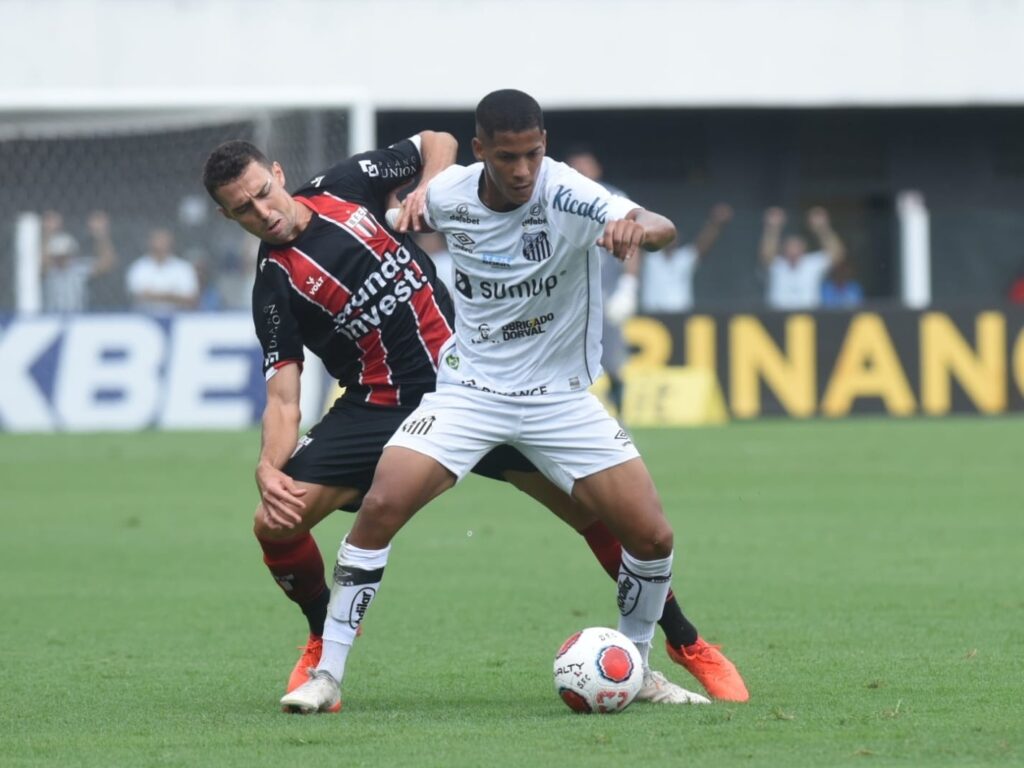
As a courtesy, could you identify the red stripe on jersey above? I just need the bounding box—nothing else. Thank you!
[267,246,397,405]
[267,247,351,315]
[298,193,453,368]
[354,330,398,406]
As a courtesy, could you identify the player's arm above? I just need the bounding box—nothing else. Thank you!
[598,208,677,262]
[760,207,785,267]
[391,130,458,233]
[255,363,308,529]
[807,206,845,267]
[693,203,733,259]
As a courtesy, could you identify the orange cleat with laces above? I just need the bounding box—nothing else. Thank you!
[666,637,750,702]
[287,634,324,694]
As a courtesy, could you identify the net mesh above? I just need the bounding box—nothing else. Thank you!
[0,108,351,312]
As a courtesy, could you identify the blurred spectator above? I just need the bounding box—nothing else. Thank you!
[820,259,864,308]
[565,147,636,415]
[641,203,732,313]
[126,228,199,312]
[40,210,117,313]
[759,206,845,310]
[414,231,454,295]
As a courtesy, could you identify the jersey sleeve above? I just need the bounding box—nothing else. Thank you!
[544,162,639,250]
[423,164,465,232]
[251,251,306,379]
[309,136,424,210]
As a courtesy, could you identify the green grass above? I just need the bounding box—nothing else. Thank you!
[1,418,1022,767]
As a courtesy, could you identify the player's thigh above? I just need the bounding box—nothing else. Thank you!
[253,481,363,540]
[285,397,415,508]
[503,469,597,532]
[572,458,672,560]
[350,447,457,549]
[471,445,597,531]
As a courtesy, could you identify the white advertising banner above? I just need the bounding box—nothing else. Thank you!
[0,312,327,433]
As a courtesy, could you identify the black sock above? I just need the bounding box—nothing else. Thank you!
[300,586,330,637]
[659,593,699,649]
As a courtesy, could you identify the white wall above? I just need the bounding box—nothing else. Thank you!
[4,0,1024,109]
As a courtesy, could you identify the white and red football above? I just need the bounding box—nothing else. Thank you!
[553,627,643,714]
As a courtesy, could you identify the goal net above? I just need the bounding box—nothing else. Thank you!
[1,98,372,313]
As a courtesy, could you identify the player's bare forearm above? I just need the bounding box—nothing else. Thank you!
[628,209,676,252]
[258,365,303,472]
[393,131,457,232]
[417,131,458,184]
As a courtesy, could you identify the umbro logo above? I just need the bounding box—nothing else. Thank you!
[451,232,476,252]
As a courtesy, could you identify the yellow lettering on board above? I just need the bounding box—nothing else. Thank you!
[821,313,916,416]
[622,316,672,371]
[921,312,1006,414]
[729,315,816,418]
[685,315,716,372]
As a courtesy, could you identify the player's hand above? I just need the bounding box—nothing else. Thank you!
[389,187,434,234]
[255,463,308,530]
[598,219,647,261]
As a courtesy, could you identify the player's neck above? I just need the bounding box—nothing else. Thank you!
[477,171,518,213]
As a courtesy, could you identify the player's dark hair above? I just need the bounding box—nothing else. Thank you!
[202,140,272,201]
[475,89,544,138]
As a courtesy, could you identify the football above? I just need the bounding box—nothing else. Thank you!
[553,627,644,714]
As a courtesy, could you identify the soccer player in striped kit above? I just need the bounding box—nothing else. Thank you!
[202,129,746,714]
[264,95,747,715]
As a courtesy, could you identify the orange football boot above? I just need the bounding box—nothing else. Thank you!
[666,637,750,702]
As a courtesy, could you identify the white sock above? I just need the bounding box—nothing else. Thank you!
[617,549,673,670]
[317,536,391,682]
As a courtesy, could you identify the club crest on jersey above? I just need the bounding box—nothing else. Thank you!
[522,231,552,262]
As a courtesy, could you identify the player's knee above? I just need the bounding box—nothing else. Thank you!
[252,504,301,541]
[628,524,674,560]
[351,488,404,545]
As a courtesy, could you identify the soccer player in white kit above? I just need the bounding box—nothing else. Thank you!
[282,89,720,713]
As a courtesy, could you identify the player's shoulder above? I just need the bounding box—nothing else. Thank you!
[426,163,483,220]
[429,163,480,198]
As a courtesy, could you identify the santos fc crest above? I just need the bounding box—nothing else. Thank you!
[521,231,552,262]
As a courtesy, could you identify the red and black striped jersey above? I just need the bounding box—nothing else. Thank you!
[252,138,455,407]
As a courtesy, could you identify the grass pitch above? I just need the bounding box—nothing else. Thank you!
[1,418,1021,767]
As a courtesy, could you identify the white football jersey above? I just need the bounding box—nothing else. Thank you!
[424,157,638,396]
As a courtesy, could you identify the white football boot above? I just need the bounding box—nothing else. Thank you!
[635,669,712,705]
[280,669,342,714]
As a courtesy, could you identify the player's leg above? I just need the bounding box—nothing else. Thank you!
[514,394,706,704]
[501,468,747,701]
[570,458,709,704]
[261,398,411,705]
[253,482,361,699]
[281,447,456,714]
[284,388,501,713]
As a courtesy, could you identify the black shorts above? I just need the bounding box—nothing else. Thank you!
[284,397,536,510]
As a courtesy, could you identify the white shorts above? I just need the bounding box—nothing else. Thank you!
[386,385,640,494]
